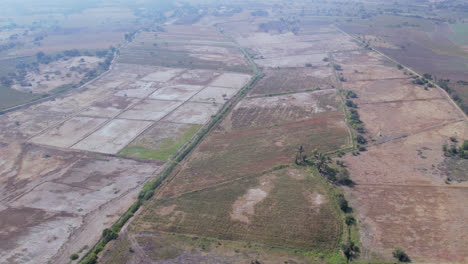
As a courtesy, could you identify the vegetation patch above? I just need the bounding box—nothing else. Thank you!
[120,124,202,161]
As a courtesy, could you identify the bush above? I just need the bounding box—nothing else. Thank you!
[392,248,410,262]
[397,64,403,70]
[70,253,79,260]
[80,253,97,264]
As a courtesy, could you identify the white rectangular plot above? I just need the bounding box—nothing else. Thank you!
[163,102,220,124]
[149,85,204,101]
[118,99,183,121]
[72,119,153,154]
[209,73,252,89]
[30,117,108,148]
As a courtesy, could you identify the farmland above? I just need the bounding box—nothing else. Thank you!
[100,15,356,264]
[1,1,468,264]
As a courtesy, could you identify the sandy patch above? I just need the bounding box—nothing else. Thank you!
[231,175,274,223]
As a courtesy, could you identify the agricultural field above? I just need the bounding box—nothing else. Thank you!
[0,15,253,263]
[2,1,468,264]
[101,17,354,264]
[335,39,468,262]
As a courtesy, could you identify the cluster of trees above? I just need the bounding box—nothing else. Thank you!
[295,147,354,186]
[348,105,364,133]
[437,79,468,114]
[443,139,468,159]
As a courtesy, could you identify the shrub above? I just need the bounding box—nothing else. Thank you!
[397,64,403,70]
[392,248,410,262]
[80,253,97,264]
[70,253,79,260]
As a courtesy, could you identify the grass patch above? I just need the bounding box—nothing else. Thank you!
[450,23,468,45]
[120,124,202,161]
[133,166,342,252]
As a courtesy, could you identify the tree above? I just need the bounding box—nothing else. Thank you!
[392,248,410,262]
[70,253,79,260]
[356,134,367,145]
[423,73,433,80]
[295,145,305,164]
[342,241,360,263]
[345,215,356,226]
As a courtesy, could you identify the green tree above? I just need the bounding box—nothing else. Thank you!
[342,241,360,263]
[392,248,410,262]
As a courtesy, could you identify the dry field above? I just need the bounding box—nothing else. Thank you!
[0,22,252,264]
[335,45,468,262]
